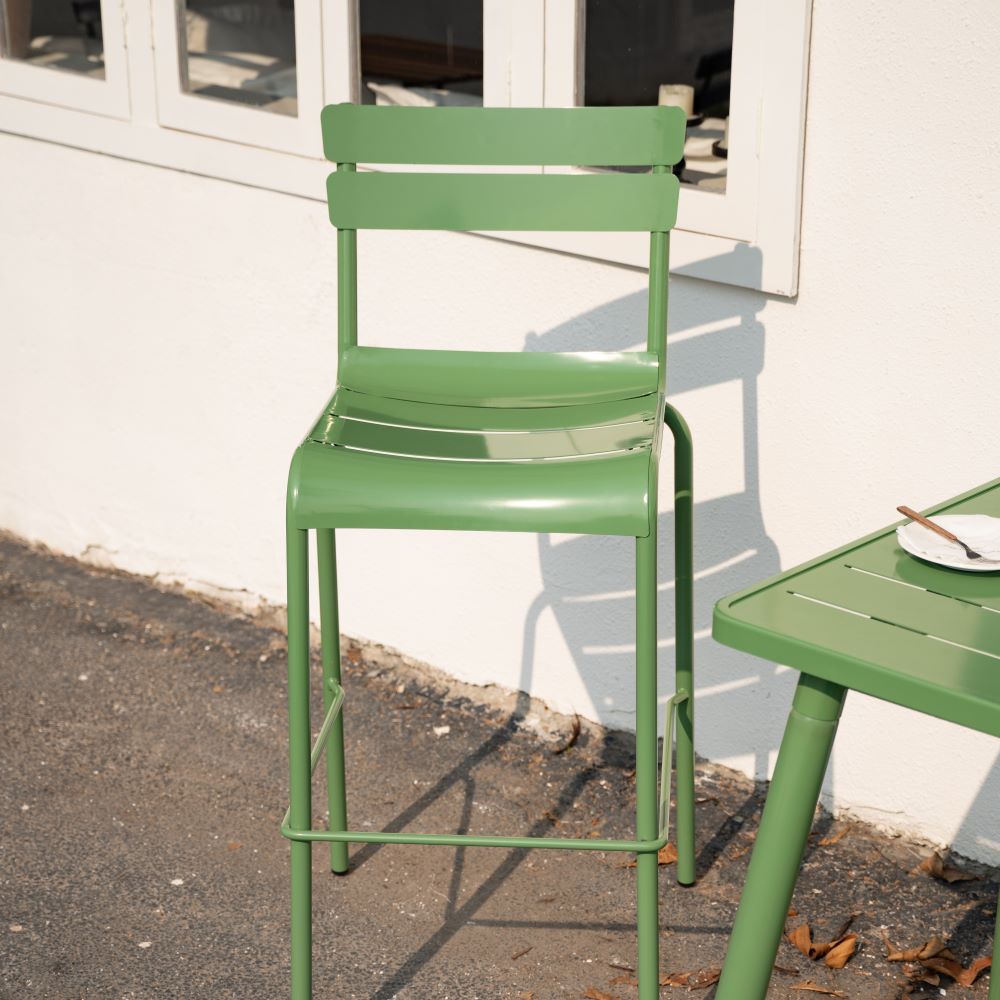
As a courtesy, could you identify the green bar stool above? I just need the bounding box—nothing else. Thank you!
[712,477,1000,999]
[280,104,697,1000]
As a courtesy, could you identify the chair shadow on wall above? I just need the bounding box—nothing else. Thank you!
[356,244,797,998]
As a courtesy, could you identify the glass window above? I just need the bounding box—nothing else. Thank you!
[0,0,105,78]
[359,0,482,108]
[179,0,298,116]
[583,0,733,192]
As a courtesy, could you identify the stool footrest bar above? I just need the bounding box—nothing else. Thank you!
[280,824,669,853]
[281,686,688,857]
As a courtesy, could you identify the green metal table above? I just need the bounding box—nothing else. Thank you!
[712,477,1000,999]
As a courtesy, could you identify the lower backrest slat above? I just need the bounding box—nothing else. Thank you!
[327,171,679,233]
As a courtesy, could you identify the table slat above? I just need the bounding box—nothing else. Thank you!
[789,560,1000,655]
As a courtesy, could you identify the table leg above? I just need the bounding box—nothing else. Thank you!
[714,674,847,1000]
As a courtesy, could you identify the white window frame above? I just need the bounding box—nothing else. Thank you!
[493,0,813,296]
[0,0,130,118]
[149,0,338,156]
[0,0,812,296]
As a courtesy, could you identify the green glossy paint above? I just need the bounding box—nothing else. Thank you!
[283,103,692,1000]
[328,169,679,232]
[321,103,686,166]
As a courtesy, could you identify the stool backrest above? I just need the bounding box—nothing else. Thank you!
[320,104,685,378]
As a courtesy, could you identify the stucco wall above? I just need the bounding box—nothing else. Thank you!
[3,0,1000,860]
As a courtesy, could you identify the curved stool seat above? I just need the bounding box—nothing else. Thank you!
[289,349,661,535]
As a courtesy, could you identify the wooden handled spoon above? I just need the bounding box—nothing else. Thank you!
[897,505,983,560]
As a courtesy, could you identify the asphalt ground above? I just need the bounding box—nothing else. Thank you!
[1,533,997,999]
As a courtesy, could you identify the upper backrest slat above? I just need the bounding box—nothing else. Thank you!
[322,104,685,167]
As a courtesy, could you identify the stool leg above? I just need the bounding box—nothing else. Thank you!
[636,532,660,999]
[990,882,1000,1000]
[665,402,696,886]
[287,524,313,1000]
[317,528,349,875]
[714,674,847,1000]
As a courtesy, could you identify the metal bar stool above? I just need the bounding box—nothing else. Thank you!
[279,103,696,1000]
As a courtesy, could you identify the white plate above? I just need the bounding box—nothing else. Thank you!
[897,514,1000,572]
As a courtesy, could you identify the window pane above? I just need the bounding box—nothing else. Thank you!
[0,0,105,78]
[359,0,482,108]
[180,0,297,116]
[584,0,733,192]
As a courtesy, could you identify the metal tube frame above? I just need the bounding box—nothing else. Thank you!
[281,686,689,855]
[284,397,696,999]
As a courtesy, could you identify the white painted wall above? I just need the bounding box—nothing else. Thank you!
[3,0,1000,860]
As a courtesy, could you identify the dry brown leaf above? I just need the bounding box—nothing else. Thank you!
[552,713,582,754]
[510,945,532,961]
[659,967,721,988]
[608,974,638,986]
[901,963,940,986]
[789,983,847,997]
[919,954,991,987]
[881,932,951,962]
[818,824,852,847]
[226,841,242,851]
[823,933,857,969]
[658,843,678,865]
[915,851,979,883]
[787,920,857,968]
[929,897,981,916]
[517,993,534,1000]
[582,988,620,1000]
[622,843,678,868]
[788,923,813,956]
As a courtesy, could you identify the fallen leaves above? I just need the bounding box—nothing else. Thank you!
[789,982,847,997]
[659,967,721,989]
[552,714,582,754]
[582,988,620,1000]
[913,851,980,883]
[608,974,638,986]
[658,843,679,865]
[818,824,852,847]
[920,954,991,987]
[882,933,949,963]
[882,930,992,988]
[622,843,678,868]
[787,915,858,969]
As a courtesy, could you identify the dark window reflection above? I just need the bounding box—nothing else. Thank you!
[1,0,105,78]
[181,0,298,116]
[584,0,734,192]
[360,0,482,107]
